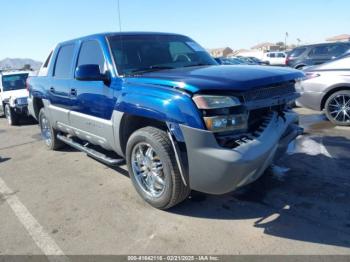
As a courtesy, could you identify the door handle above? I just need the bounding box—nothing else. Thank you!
[70,88,77,96]
[49,87,55,93]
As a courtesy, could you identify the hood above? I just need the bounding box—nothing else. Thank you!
[126,65,304,93]
[1,89,28,101]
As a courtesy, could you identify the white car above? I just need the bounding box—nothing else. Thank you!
[263,52,287,66]
[0,70,32,125]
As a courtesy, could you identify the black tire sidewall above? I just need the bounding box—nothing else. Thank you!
[325,90,350,126]
[126,129,174,209]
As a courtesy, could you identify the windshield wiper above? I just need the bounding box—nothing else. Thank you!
[130,66,175,74]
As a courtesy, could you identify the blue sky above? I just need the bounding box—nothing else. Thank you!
[1,0,349,61]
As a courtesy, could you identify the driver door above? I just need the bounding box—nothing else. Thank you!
[69,40,116,149]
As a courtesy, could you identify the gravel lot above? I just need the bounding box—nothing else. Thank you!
[0,108,349,256]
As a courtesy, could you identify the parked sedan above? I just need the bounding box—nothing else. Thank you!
[214,57,244,65]
[297,55,350,126]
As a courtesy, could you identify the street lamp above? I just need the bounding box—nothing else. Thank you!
[285,32,289,50]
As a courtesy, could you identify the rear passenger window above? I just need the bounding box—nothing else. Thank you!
[329,45,349,57]
[77,41,105,74]
[277,53,285,58]
[54,44,75,78]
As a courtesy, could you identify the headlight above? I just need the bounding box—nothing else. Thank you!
[193,95,247,132]
[203,114,248,132]
[193,95,241,109]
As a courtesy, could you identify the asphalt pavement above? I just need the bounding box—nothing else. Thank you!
[0,108,349,256]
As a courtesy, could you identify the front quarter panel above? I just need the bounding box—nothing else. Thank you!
[115,81,205,129]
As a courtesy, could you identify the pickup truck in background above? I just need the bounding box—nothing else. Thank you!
[28,32,304,209]
[0,70,32,125]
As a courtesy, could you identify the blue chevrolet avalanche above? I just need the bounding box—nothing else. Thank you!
[28,32,304,209]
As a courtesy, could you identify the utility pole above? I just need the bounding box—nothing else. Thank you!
[285,32,289,51]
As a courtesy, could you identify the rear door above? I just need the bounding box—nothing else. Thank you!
[307,45,338,65]
[69,40,116,149]
[48,43,77,128]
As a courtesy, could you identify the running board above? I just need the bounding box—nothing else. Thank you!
[57,134,124,166]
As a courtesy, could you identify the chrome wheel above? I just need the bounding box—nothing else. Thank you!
[327,94,350,123]
[40,114,52,146]
[131,143,165,198]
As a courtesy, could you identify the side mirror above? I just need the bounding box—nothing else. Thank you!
[75,64,109,82]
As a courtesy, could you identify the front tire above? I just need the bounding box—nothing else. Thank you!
[39,108,64,150]
[325,90,350,126]
[4,104,19,126]
[126,127,190,209]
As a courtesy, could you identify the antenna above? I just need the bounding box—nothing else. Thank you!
[117,0,124,76]
[117,0,122,32]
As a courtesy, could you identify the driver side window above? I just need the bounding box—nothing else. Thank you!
[77,41,106,74]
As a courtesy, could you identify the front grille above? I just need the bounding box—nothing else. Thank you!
[248,108,270,131]
[243,81,296,102]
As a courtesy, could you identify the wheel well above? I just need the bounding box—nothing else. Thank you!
[321,86,350,110]
[119,114,168,155]
[33,97,44,119]
[295,64,306,69]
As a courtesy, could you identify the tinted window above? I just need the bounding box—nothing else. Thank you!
[277,53,285,58]
[54,44,75,78]
[108,34,216,75]
[309,46,330,57]
[289,48,306,57]
[1,74,28,91]
[77,41,105,74]
[269,53,276,58]
[328,44,349,57]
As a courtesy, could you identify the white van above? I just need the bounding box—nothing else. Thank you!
[263,52,286,66]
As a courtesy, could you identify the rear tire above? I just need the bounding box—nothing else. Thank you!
[325,90,350,126]
[39,108,64,150]
[4,104,19,126]
[126,127,190,209]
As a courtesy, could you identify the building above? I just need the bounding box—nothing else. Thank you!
[326,34,350,42]
[251,42,281,52]
[207,47,233,57]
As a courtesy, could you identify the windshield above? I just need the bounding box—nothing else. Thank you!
[108,34,217,75]
[1,73,29,91]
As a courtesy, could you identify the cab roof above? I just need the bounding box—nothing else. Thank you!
[58,32,185,45]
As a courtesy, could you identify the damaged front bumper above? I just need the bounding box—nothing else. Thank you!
[180,110,303,194]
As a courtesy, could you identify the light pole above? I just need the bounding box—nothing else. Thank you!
[285,32,289,51]
[297,38,301,47]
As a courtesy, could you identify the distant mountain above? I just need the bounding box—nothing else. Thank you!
[0,58,42,71]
